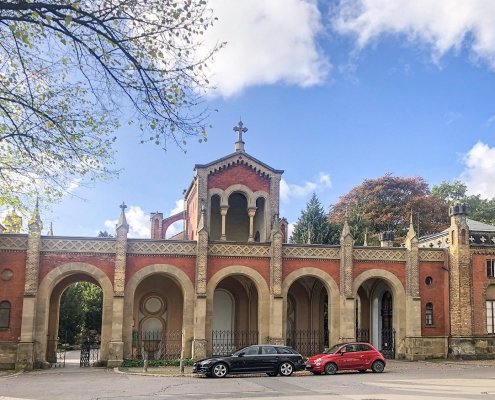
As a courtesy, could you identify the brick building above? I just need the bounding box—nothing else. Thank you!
[1,122,495,370]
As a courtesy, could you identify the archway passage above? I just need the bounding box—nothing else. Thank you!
[286,277,329,356]
[131,274,184,361]
[47,275,103,367]
[356,278,395,358]
[212,275,258,355]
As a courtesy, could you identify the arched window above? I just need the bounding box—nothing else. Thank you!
[425,303,433,326]
[0,301,11,328]
[486,285,495,334]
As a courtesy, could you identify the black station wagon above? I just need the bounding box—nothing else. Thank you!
[193,344,306,378]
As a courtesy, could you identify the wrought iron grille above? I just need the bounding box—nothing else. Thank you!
[381,328,395,359]
[131,330,182,360]
[356,328,370,343]
[211,330,258,356]
[287,330,326,356]
[47,339,66,368]
[80,339,100,367]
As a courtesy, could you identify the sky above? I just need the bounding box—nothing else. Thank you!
[33,0,495,238]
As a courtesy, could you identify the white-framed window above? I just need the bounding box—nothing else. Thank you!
[487,300,495,334]
[425,303,433,326]
[487,259,495,278]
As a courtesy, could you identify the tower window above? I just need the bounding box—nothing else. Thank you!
[487,260,495,278]
[487,300,495,334]
[0,301,11,328]
[425,276,433,286]
[425,303,433,326]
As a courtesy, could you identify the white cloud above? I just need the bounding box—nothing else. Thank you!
[287,222,296,240]
[103,200,185,239]
[203,0,330,97]
[333,0,495,68]
[104,205,150,238]
[461,142,495,198]
[169,199,184,216]
[280,172,332,202]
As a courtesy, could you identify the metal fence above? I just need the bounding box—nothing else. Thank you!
[211,330,258,356]
[287,330,326,356]
[131,330,182,360]
[80,339,100,367]
[47,339,66,368]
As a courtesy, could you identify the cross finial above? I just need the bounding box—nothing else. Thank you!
[120,202,127,211]
[233,120,248,152]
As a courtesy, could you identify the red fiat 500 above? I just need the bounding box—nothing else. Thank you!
[306,342,386,375]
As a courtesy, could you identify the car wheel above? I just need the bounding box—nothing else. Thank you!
[324,362,337,375]
[358,369,367,373]
[212,363,228,378]
[266,372,278,377]
[371,360,385,373]
[279,362,294,376]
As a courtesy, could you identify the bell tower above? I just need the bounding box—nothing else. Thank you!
[448,201,473,339]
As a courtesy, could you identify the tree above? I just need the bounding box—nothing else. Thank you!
[58,283,84,344]
[0,1,219,210]
[432,180,495,225]
[328,175,449,244]
[58,281,102,344]
[290,193,340,245]
[97,230,114,238]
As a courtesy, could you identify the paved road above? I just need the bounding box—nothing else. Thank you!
[2,360,495,400]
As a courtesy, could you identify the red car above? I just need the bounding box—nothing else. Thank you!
[306,342,386,375]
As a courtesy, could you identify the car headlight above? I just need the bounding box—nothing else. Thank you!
[315,358,322,366]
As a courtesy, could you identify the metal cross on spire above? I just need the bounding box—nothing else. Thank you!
[120,202,127,212]
[233,120,248,152]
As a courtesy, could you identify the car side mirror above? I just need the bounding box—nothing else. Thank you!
[339,349,346,355]
[237,352,245,357]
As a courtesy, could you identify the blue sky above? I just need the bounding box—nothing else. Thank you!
[39,0,495,238]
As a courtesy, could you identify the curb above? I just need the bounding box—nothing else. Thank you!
[113,367,196,378]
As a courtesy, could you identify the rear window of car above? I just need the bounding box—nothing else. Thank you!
[261,346,277,355]
[356,344,372,352]
[276,346,297,355]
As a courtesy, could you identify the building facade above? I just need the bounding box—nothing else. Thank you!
[1,123,495,370]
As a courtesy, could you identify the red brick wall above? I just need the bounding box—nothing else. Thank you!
[126,255,196,285]
[38,254,115,284]
[208,257,270,287]
[207,164,270,193]
[472,253,495,335]
[419,262,449,336]
[282,259,340,289]
[353,262,406,287]
[0,251,27,341]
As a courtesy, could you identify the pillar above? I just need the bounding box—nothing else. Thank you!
[107,204,128,367]
[339,218,355,341]
[268,216,284,344]
[16,205,42,370]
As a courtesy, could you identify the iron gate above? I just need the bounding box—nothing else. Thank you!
[80,339,100,367]
[47,339,66,368]
[354,328,395,359]
[131,330,182,360]
[381,328,395,359]
[287,330,326,356]
[211,330,258,356]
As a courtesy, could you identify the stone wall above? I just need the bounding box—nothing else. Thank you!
[0,342,17,369]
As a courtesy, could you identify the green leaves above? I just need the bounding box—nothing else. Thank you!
[0,0,218,210]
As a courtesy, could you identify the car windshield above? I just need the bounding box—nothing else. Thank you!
[323,344,343,354]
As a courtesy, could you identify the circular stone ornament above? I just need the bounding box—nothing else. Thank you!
[0,268,13,281]
[144,296,163,314]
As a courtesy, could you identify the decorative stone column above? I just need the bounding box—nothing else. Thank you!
[220,206,228,241]
[16,203,42,370]
[247,207,257,242]
[193,205,209,359]
[339,217,355,342]
[404,213,422,359]
[107,203,128,367]
[269,215,284,344]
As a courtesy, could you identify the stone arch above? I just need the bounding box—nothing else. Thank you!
[123,264,195,358]
[352,269,406,345]
[206,266,270,346]
[221,184,254,207]
[283,268,340,346]
[35,262,114,364]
